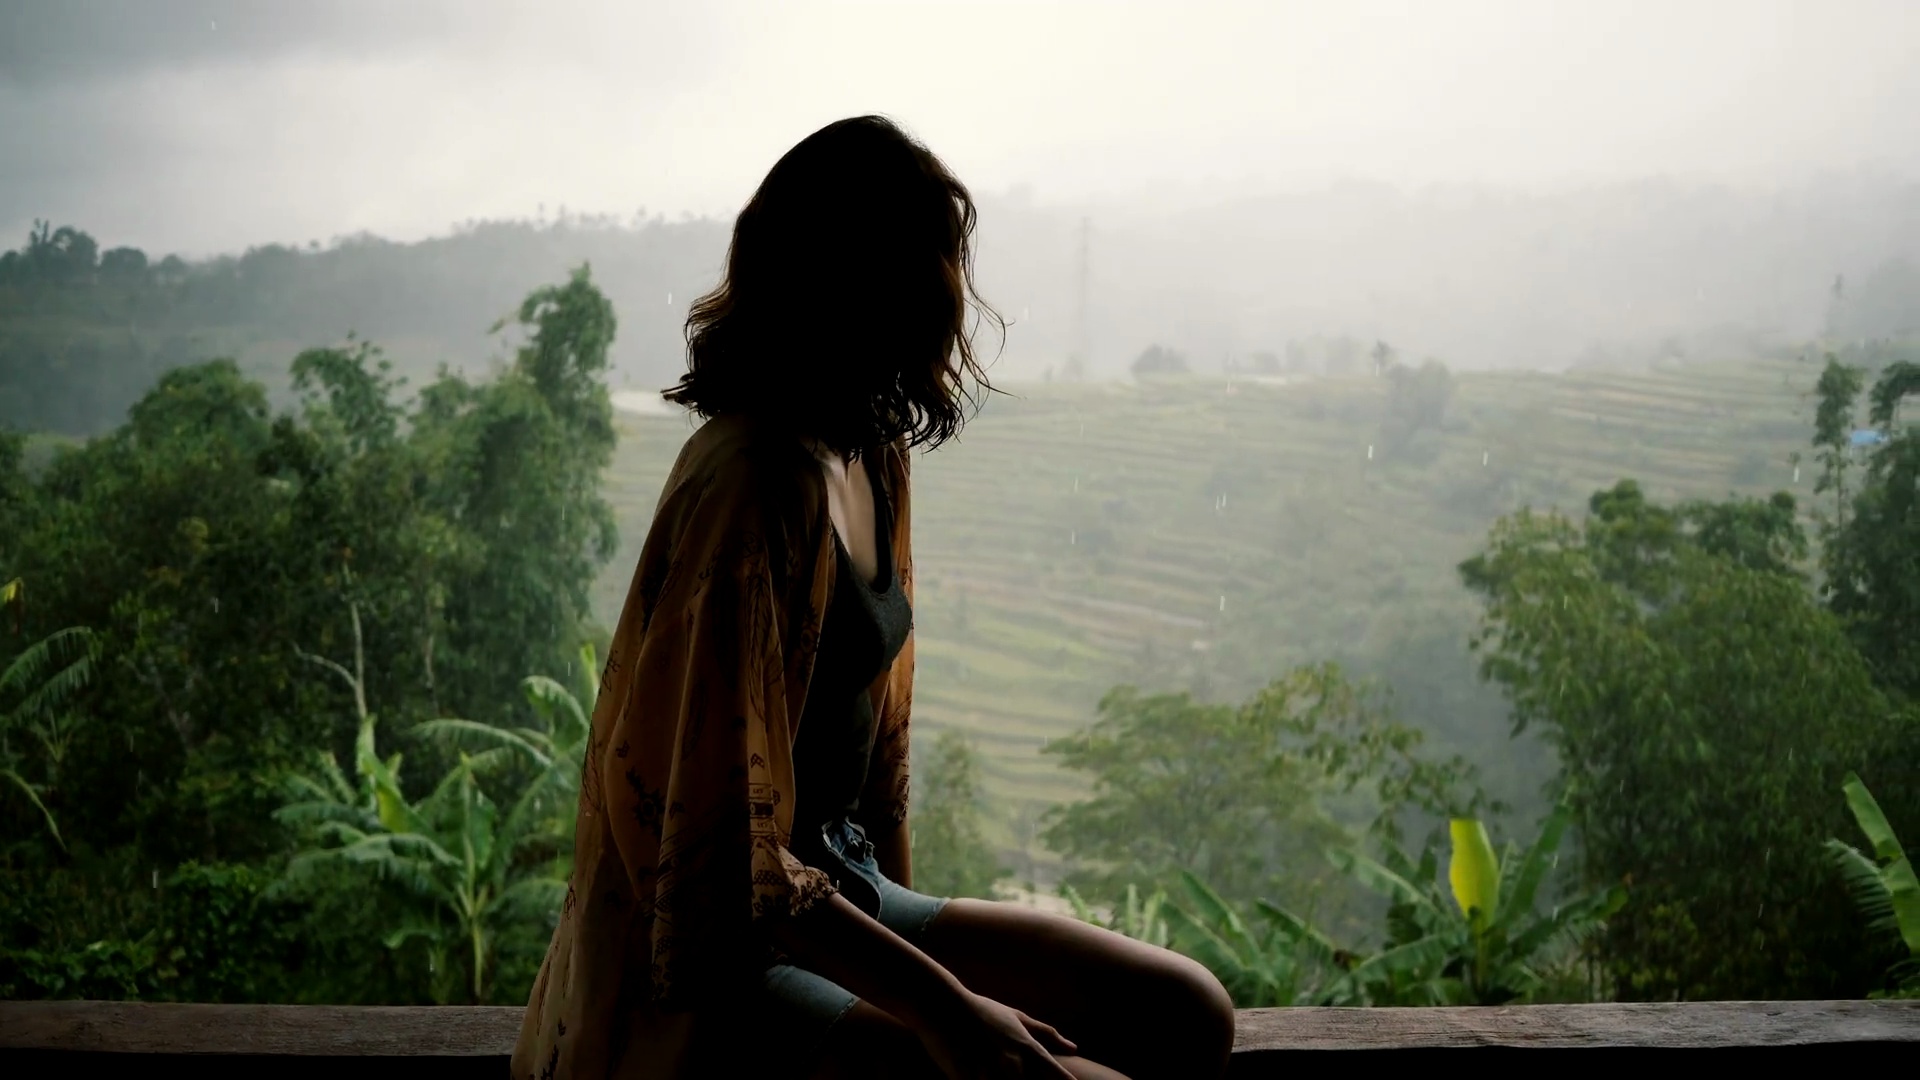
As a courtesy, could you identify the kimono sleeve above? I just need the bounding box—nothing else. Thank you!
[606,453,836,1002]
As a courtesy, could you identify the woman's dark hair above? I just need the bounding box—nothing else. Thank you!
[664,115,1002,454]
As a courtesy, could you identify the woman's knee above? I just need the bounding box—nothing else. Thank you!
[1149,951,1237,1064]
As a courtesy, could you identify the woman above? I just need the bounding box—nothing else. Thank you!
[512,115,1235,1080]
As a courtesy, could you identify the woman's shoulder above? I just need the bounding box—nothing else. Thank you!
[662,413,825,523]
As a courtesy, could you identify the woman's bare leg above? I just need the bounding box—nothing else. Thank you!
[914,898,1235,1080]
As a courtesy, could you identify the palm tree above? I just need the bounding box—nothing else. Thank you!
[0,577,98,852]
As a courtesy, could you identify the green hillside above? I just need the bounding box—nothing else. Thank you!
[592,353,1825,870]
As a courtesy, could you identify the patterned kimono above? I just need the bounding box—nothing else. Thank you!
[511,413,916,1079]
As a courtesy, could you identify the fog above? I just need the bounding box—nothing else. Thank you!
[8,2,1920,1008]
[4,0,1919,375]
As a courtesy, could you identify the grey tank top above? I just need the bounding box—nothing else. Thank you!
[789,452,914,857]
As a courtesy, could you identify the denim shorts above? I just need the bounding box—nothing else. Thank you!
[757,818,950,1064]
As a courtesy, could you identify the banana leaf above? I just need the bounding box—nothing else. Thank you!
[1838,772,1920,955]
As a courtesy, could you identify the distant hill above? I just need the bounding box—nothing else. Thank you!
[0,216,731,434]
[8,174,1920,435]
[597,351,1841,873]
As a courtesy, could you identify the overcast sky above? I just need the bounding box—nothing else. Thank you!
[2,0,1917,256]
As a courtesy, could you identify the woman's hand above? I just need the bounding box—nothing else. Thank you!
[916,989,1080,1079]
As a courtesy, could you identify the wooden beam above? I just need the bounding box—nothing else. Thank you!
[0,1002,523,1056]
[4,999,1918,1058]
[1233,999,1920,1051]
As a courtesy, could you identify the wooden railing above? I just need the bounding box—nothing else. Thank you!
[2,999,1917,1075]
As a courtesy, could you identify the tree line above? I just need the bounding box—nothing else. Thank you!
[1,258,1916,1006]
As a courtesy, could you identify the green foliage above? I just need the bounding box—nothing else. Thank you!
[0,266,617,1006]
[1039,663,1490,921]
[0,266,618,873]
[910,728,1011,900]
[1064,874,1346,1007]
[151,861,306,1002]
[1316,802,1623,1005]
[274,705,567,1005]
[1827,772,1920,996]
[0,577,98,854]
[1461,479,1912,999]
[1155,871,1347,1007]
[1813,356,1867,482]
[0,859,303,1003]
[1823,360,1920,699]
[410,640,599,888]
[1060,882,1175,950]
[0,934,162,1001]
[1069,801,1619,1008]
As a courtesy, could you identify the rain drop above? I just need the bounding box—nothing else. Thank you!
[1070,530,1076,546]
[1482,450,1489,466]
[1218,595,1226,612]
[152,869,158,889]
[1366,444,1374,460]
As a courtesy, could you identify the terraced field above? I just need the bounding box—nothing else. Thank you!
[592,352,1825,874]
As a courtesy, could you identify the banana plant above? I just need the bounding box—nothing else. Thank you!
[0,577,98,852]
[409,642,596,848]
[1061,882,1174,949]
[1826,771,1920,996]
[274,708,566,1004]
[1326,800,1626,1005]
[1159,872,1349,1007]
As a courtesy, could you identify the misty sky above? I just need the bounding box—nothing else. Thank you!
[2,0,1917,256]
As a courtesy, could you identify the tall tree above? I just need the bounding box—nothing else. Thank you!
[910,729,1010,900]
[1041,663,1486,923]
[1461,482,1912,999]
[1823,361,1920,699]
[0,266,620,871]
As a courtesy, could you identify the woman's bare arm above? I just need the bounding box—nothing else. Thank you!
[767,894,1079,1077]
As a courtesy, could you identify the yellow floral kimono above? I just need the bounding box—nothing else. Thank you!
[511,413,916,1080]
